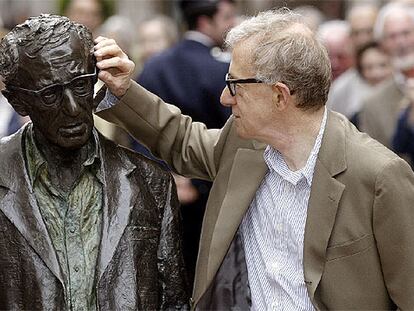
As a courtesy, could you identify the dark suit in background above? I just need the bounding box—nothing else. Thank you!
[136,35,231,286]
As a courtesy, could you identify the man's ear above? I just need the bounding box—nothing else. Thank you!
[1,89,29,116]
[271,83,292,110]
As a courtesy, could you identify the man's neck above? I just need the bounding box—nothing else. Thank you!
[267,108,326,171]
[33,128,91,191]
[184,31,215,47]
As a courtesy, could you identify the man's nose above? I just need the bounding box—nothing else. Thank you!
[62,88,81,116]
[220,87,236,107]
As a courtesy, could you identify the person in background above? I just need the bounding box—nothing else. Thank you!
[135,0,237,287]
[61,0,113,37]
[357,41,393,87]
[317,20,354,81]
[136,15,179,68]
[392,73,414,166]
[359,2,414,149]
[95,8,414,309]
[350,41,393,126]
[327,3,379,119]
[348,3,379,51]
[293,5,325,33]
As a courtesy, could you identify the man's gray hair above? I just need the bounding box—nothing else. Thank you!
[0,14,93,85]
[373,3,414,41]
[225,8,331,109]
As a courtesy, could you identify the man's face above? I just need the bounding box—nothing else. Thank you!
[325,34,354,80]
[349,8,377,50]
[15,34,96,150]
[382,13,414,58]
[220,39,276,141]
[209,1,237,47]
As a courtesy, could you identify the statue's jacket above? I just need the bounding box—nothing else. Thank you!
[0,124,189,310]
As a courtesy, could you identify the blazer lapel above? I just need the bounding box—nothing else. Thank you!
[0,130,63,284]
[206,146,267,290]
[303,112,347,306]
[96,137,137,281]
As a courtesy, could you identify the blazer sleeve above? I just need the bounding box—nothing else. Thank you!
[97,81,230,181]
[373,156,414,309]
[158,177,190,310]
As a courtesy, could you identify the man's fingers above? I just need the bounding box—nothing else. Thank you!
[94,44,124,59]
[97,57,133,74]
[94,36,107,44]
[94,38,117,51]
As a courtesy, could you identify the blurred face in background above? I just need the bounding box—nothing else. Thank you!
[360,46,392,85]
[66,0,103,34]
[348,6,378,50]
[325,34,354,80]
[206,1,237,47]
[138,18,178,63]
[382,13,414,58]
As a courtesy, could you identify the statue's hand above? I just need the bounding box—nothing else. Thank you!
[94,36,135,98]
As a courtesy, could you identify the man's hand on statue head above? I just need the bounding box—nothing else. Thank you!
[94,36,135,98]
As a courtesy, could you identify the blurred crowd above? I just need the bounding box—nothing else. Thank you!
[3,0,414,286]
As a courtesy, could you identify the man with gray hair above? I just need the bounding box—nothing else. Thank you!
[96,8,414,310]
[359,2,414,149]
[0,14,188,310]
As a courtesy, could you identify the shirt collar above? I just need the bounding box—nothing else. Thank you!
[184,31,215,47]
[24,123,103,187]
[263,107,328,186]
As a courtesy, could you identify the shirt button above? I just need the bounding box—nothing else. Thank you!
[74,266,79,272]
[70,228,76,234]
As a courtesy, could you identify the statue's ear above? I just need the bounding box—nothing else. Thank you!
[2,89,29,116]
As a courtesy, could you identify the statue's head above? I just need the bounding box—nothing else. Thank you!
[0,14,97,150]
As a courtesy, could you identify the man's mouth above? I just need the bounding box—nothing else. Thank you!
[59,122,87,137]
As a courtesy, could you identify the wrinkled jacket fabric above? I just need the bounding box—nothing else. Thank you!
[0,125,189,310]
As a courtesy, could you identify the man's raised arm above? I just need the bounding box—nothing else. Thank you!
[94,37,224,181]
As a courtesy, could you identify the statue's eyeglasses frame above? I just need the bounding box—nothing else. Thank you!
[6,68,98,107]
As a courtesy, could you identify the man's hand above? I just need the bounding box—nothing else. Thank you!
[94,36,135,98]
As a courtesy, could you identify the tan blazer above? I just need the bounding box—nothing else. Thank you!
[99,82,414,310]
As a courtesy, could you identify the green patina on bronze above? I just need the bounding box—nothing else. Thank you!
[25,123,103,311]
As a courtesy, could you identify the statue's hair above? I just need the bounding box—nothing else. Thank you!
[0,14,94,84]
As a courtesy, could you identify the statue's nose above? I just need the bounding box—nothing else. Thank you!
[62,88,81,117]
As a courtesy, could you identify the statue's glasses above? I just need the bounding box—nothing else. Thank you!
[225,73,263,96]
[7,68,98,107]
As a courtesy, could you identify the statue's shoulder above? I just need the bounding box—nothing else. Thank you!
[98,132,172,181]
[0,127,24,159]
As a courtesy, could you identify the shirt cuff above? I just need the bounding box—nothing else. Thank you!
[96,89,119,112]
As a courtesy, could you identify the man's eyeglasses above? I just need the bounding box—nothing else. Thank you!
[7,68,98,107]
[225,73,263,96]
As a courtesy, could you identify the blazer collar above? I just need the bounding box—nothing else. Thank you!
[303,111,347,307]
[195,144,267,303]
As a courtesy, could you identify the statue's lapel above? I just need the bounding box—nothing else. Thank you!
[96,139,136,281]
[0,131,63,285]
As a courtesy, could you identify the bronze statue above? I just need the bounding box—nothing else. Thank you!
[0,14,188,310]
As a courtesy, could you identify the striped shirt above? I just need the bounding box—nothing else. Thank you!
[241,108,327,311]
